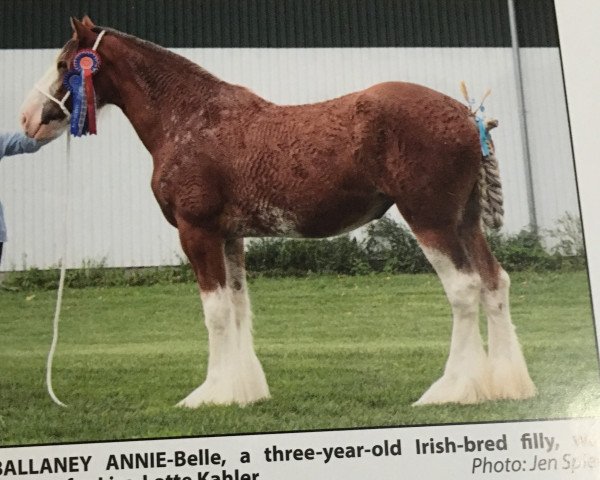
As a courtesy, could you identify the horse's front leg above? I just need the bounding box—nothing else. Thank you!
[223,238,270,402]
[176,224,269,407]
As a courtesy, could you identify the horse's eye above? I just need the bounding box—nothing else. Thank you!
[57,61,67,70]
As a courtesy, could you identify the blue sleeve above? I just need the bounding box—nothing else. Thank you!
[0,131,46,159]
[0,200,6,243]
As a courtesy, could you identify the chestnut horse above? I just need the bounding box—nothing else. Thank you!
[20,17,535,407]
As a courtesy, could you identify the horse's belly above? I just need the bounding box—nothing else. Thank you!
[221,191,392,239]
[297,193,393,238]
[221,202,303,238]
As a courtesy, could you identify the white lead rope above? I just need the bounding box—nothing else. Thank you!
[45,31,107,407]
[46,132,71,408]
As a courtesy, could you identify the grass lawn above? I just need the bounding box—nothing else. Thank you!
[0,271,599,446]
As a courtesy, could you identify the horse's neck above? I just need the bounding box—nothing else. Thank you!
[105,37,233,154]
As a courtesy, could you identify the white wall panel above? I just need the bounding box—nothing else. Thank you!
[520,48,578,232]
[0,47,577,270]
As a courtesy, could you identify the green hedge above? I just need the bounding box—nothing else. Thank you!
[247,216,586,277]
[2,262,196,291]
[2,216,586,290]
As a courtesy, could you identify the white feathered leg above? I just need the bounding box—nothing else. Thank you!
[178,238,269,408]
[414,247,491,405]
[483,268,536,400]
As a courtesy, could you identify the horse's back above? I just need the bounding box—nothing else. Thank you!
[362,81,477,144]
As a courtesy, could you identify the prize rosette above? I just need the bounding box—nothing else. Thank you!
[64,70,88,136]
[73,49,101,74]
[69,49,101,135]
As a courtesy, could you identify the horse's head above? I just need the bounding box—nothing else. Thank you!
[20,16,110,140]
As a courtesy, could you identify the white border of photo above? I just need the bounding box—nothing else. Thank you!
[0,2,598,479]
[556,0,600,352]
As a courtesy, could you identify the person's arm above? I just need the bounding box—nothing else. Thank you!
[0,131,47,159]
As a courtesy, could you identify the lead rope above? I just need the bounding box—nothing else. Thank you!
[45,30,107,407]
[46,132,71,407]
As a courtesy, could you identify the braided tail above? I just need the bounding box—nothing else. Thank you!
[478,119,504,230]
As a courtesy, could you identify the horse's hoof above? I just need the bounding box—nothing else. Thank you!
[176,375,270,408]
[413,372,492,406]
[489,357,536,400]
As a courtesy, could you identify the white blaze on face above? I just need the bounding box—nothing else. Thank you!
[20,53,69,141]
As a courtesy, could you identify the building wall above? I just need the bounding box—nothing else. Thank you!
[0,1,577,270]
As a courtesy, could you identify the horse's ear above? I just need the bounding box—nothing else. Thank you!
[82,15,96,28]
[70,17,94,42]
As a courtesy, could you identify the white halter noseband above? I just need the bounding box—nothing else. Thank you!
[35,30,106,118]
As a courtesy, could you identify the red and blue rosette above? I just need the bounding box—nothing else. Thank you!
[69,49,101,136]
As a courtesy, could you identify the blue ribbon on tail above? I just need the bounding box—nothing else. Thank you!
[476,116,490,157]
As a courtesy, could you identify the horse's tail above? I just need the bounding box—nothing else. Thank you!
[478,119,504,230]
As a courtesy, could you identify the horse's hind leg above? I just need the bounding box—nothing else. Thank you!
[412,226,491,405]
[468,228,536,400]
[176,224,269,407]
